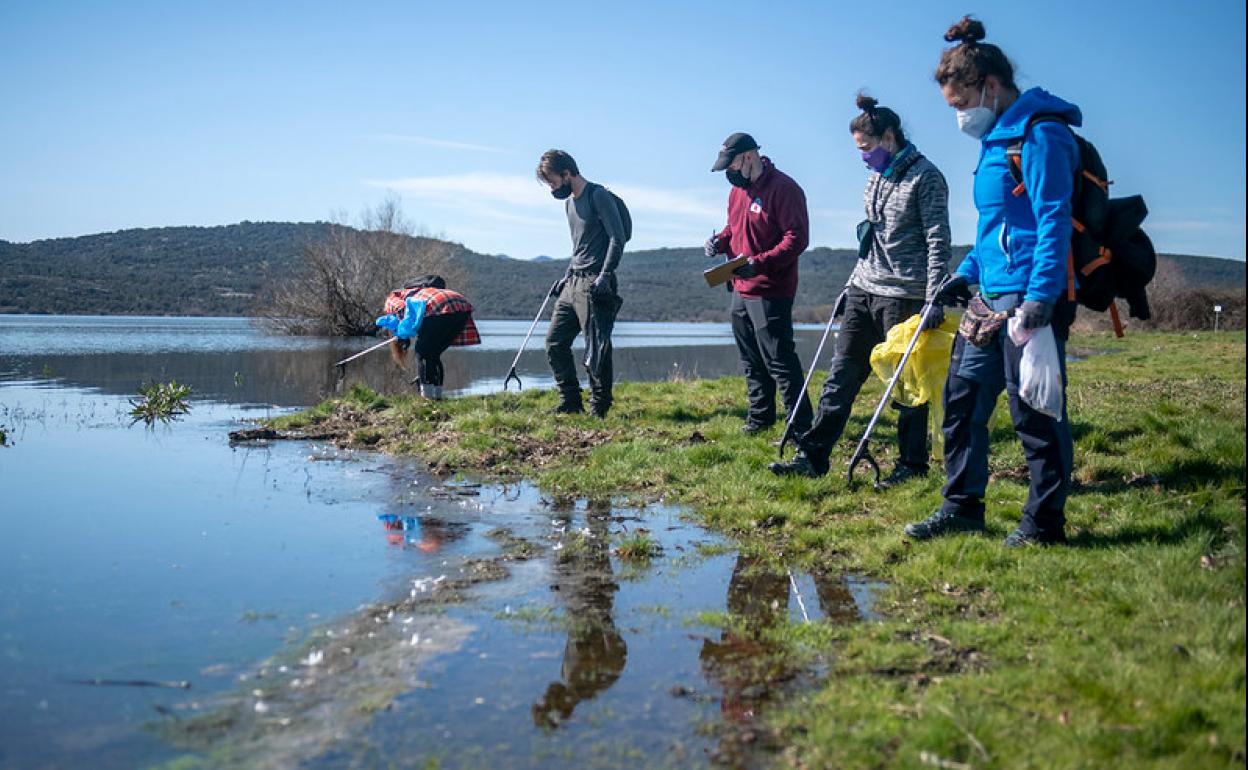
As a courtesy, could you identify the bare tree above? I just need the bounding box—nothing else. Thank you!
[260,196,470,336]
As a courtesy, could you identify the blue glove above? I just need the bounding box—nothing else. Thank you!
[394,297,427,339]
[1019,300,1053,330]
[732,259,758,280]
[704,235,721,259]
[934,275,972,307]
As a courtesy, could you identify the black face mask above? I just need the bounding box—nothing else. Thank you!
[551,183,573,200]
[725,169,751,189]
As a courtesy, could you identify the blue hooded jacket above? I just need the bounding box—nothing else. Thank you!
[957,87,1082,303]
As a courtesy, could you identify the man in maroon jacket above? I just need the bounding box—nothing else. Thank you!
[706,132,813,435]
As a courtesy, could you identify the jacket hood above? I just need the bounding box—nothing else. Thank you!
[985,87,1082,142]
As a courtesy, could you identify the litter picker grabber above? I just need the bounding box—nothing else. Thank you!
[503,280,560,391]
[846,277,952,489]
[332,337,395,369]
[777,285,851,459]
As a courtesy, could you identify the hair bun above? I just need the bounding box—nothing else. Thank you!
[855,92,879,113]
[944,16,986,45]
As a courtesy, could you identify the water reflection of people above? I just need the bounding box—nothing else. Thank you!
[532,505,628,729]
[699,554,861,738]
[376,513,468,553]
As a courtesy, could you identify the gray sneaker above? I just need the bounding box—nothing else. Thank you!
[904,510,986,540]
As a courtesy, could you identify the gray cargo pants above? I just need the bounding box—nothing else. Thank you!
[545,273,621,413]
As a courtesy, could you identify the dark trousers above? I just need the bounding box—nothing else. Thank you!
[799,288,929,471]
[545,273,620,410]
[414,311,469,386]
[729,293,813,433]
[940,293,1076,539]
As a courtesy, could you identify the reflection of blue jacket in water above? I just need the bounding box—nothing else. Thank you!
[958,87,1081,303]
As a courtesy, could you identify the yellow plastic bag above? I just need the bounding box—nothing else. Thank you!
[869,313,960,451]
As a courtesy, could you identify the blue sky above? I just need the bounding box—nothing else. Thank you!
[1,0,1244,260]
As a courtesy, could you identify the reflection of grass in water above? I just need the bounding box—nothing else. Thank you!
[495,603,563,630]
[129,380,192,425]
[0,424,7,446]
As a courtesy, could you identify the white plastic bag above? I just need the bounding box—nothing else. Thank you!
[1009,316,1063,420]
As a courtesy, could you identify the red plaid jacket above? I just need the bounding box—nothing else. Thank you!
[383,287,480,346]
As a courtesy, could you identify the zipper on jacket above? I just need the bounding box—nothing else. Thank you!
[998,222,1014,270]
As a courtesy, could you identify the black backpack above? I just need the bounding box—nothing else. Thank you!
[403,274,446,291]
[589,183,633,243]
[1007,116,1155,335]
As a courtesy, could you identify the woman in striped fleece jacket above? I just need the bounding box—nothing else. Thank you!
[770,93,952,483]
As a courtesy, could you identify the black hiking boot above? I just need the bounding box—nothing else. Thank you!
[1003,528,1067,548]
[741,421,774,435]
[879,463,928,489]
[767,451,827,479]
[903,510,986,540]
[552,401,584,415]
[589,403,610,419]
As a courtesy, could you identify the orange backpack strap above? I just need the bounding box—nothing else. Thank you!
[1108,301,1125,338]
[1082,246,1113,276]
[1066,248,1077,302]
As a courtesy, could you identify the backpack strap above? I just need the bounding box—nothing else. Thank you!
[1005,114,1070,195]
[587,182,609,224]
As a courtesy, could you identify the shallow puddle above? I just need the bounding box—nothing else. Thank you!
[156,485,882,770]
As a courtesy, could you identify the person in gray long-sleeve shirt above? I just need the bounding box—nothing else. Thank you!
[771,94,951,483]
[537,149,627,417]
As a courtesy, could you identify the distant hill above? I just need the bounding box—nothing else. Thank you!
[1,222,1243,322]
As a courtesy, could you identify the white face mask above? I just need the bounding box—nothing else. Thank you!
[957,86,998,139]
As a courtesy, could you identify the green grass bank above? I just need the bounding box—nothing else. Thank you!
[272,331,1245,769]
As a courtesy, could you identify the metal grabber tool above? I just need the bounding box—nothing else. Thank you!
[777,286,849,459]
[846,275,953,488]
[503,279,560,391]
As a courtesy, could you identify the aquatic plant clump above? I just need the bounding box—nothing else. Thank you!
[614,530,662,563]
[129,380,192,425]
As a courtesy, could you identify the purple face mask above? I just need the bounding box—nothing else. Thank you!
[861,145,892,173]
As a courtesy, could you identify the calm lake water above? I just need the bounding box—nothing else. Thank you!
[0,315,866,770]
[0,315,831,406]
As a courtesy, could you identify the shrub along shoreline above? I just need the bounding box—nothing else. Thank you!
[268,330,1245,769]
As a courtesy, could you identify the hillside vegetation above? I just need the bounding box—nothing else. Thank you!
[1,222,1242,325]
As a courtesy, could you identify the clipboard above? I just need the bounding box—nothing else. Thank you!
[703,255,749,287]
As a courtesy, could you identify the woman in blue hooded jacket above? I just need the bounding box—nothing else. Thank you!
[905,16,1079,547]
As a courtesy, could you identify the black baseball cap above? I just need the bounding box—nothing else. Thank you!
[711,132,760,171]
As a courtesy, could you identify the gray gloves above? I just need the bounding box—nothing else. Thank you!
[732,259,758,280]
[920,304,946,331]
[1019,300,1053,329]
[704,235,721,259]
[934,274,972,307]
[831,289,849,321]
[591,272,614,298]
